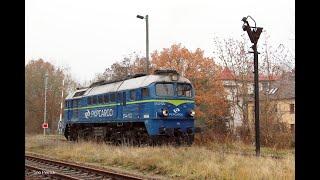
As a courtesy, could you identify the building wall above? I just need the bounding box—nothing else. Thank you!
[277,99,295,125]
[223,81,243,128]
[223,80,270,128]
[247,99,295,126]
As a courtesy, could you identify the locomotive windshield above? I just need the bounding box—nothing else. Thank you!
[156,83,174,96]
[156,83,193,97]
[177,83,193,97]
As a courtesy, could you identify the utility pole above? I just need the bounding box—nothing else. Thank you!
[43,71,48,136]
[58,79,65,134]
[137,14,150,74]
[146,15,149,75]
[242,16,263,156]
[253,43,260,156]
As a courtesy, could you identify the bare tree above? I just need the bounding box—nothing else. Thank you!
[213,32,295,142]
[90,53,146,84]
[213,35,253,138]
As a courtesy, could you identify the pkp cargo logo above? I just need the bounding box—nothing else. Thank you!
[85,110,91,118]
[173,108,180,113]
[84,109,113,119]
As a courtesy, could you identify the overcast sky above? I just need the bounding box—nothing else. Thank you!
[25,0,295,83]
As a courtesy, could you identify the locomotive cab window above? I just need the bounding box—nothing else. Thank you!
[156,83,174,97]
[142,88,149,98]
[177,83,193,97]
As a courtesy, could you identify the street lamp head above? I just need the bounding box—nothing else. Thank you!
[241,17,250,31]
[241,17,248,23]
[241,15,263,44]
[136,15,144,19]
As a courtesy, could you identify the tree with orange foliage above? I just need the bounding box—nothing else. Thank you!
[151,44,229,131]
[25,59,78,134]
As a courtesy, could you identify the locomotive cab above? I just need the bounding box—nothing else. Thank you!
[142,70,196,143]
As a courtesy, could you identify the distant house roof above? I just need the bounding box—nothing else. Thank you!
[219,67,235,80]
[219,67,279,81]
[259,74,279,81]
[248,72,295,101]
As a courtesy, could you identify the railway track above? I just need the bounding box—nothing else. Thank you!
[25,154,146,180]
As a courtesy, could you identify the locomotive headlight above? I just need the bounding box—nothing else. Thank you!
[189,109,195,117]
[162,109,169,117]
[171,74,179,81]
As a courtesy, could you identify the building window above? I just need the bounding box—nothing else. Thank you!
[290,104,295,114]
[262,82,268,91]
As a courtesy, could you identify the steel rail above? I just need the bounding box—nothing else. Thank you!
[25,154,144,180]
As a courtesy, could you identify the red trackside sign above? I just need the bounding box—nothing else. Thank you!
[42,123,48,129]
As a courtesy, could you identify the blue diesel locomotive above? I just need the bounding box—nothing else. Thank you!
[62,70,195,145]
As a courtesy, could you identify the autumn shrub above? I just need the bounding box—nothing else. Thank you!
[194,128,236,146]
[260,122,294,149]
[234,122,294,149]
[235,125,253,144]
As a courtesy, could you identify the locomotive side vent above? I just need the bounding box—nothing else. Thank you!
[89,73,148,88]
[154,69,179,75]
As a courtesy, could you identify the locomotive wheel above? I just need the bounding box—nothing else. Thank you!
[186,134,194,146]
[70,132,78,141]
[103,135,113,145]
[69,127,78,142]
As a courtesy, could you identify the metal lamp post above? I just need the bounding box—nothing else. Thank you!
[136,14,149,74]
[241,16,263,156]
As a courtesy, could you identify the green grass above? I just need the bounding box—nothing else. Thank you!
[26,134,294,179]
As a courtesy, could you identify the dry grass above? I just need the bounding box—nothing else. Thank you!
[26,135,294,179]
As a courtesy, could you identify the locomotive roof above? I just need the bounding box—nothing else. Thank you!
[65,74,191,99]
